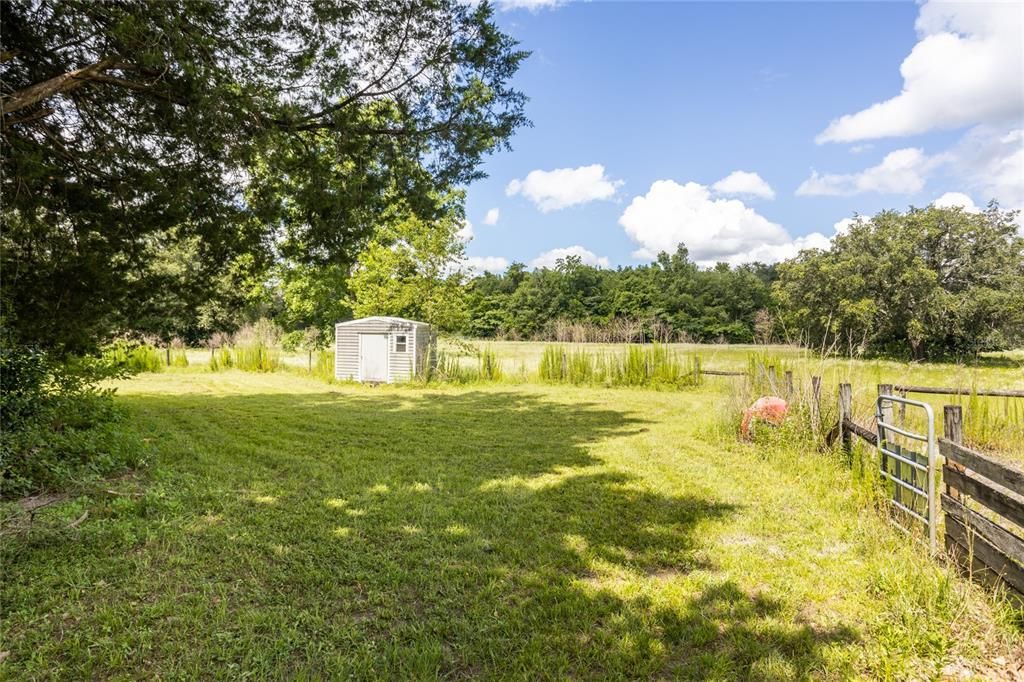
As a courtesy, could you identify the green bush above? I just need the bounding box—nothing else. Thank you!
[171,349,189,368]
[281,330,304,353]
[1,346,143,497]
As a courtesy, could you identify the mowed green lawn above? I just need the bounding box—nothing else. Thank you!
[2,371,1020,679]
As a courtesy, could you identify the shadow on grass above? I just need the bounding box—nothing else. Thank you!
[2,388,859,678]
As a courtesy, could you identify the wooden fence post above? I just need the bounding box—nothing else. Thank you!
[877,384,894,429]
[944,405,964,501]
[784,370,794,398]
[810,376,821,440]
[839,383,852,455]
[694,355,701,380]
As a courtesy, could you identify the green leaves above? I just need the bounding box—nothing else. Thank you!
[2,0,528,352]
[774,205,1024,358]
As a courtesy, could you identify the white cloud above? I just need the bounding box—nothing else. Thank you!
[465,256,510,275]
[457,219,474,243]
[530,245,610,269]
[946,125,1024,211]
[506,164,622,212]
[619,179,824,266]
[796,148,939,196]
[833,216,870,236]
[933,191,981,213]
[499,0,563,11]
[817,2,1023,143]
[723,233,832,265]
[482,208,500,225]
[711,171,776,200]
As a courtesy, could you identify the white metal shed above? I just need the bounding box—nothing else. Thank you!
[334,316,434,383]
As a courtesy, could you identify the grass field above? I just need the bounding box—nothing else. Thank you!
[439,341,1024,457]
[3,367,1022,679]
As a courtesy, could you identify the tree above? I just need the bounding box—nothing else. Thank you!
[347,197,468,330]
[774,204,1024,358]
[1,0,527,353]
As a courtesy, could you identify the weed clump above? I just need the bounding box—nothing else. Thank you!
[540,344,700,388]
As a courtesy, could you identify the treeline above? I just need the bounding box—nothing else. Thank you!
[461,205,1024,358]
[463,250,776,344]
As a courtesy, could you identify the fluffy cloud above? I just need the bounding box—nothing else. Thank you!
[619,180,826,266]
[499,0,563,11]
[796,148,938,196]
[711,171,775,199]
[933,191,981,213]
[817,2,1023,143]
[457,219,474,243]
[833,216,871,236]
[530,245,610,269]
[465,256,510,275]
[946,126,1024,211]
[506,164,622,212]
[722,233,831,265]
[483,208,500,225]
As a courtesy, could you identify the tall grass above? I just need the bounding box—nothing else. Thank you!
[231,344,280,372]
[209,347,233,371]
[539,344,701,388]
[311,349,334,381]
[103,342,163,373]
[204,319,283,373]
[478,347,503,381]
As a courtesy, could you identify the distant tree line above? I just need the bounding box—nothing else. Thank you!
[462,249,776,344]
[460,204,1024,359]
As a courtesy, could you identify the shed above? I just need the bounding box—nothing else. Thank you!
[334,316,434,383]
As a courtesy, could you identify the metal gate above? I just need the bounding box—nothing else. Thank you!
[875,395,938,553]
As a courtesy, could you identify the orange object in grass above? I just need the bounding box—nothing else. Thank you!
[740,396,789,440]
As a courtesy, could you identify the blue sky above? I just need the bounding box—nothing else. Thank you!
[460,0,1024,272]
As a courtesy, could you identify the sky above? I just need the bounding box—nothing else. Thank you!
[459,0,1024,273]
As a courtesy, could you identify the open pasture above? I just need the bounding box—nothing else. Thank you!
[441,341,1024,457]
[2,368,1022,679]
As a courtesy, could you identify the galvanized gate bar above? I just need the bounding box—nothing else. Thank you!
[876,395,938,554]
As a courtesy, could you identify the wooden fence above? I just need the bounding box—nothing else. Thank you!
[940,414,1024,600]
[833,383,1024,601]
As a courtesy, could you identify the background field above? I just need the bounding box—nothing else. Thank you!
[3,366,1023,678]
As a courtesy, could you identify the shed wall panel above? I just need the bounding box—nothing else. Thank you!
[335,319,427,383]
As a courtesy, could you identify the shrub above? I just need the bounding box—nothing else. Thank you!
[281,330,304,352]
[1,346,143,497]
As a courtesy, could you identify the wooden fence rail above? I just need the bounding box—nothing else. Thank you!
[940,436,1024,599]
[895,385,1024,399]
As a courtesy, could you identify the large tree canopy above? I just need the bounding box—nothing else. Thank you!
[773,204,1024,358]
[1,0,527,353]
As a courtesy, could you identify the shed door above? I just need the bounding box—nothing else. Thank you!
[359,334,389,382]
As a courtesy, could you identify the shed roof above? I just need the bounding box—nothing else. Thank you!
[335,316,429,327]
